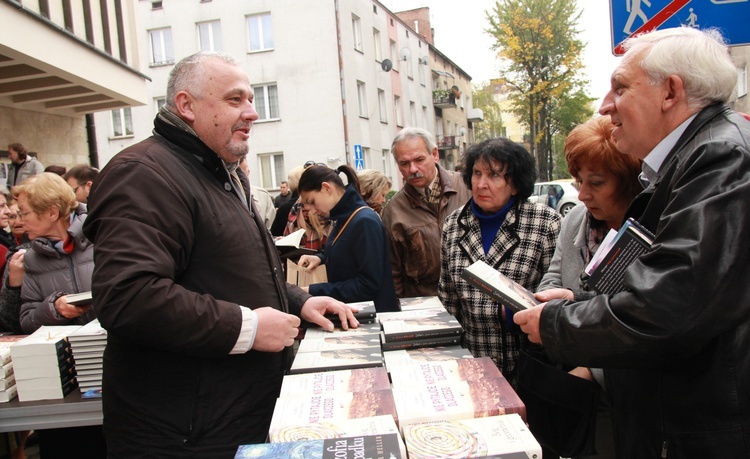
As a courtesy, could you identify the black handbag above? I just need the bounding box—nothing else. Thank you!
[516,348,601,457]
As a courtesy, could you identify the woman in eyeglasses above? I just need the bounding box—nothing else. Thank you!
[13,173,94,333]
[297,165,398,312]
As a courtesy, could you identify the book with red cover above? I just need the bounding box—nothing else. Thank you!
[392,378,527,432]
[382,346,474,373]
[279,367,390,397]
[389,356,502,388]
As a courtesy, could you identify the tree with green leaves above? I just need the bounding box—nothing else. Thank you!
[472,82,505,143]
[486,0,595,180]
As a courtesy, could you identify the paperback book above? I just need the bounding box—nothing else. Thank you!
[325,301,377,326]
[392,378,527,432]
[289,348,383,374]
[279,367,391,397]
[302,322,382,340]
[461,260,539,313]
[389,356,502,388]
[65,291,93,307]
[378,310,463,343]
[403,413,541,459]
[297,336,382,354]
[584,217,654,295]
[379,333,462,351]
[235,433,405,459]
[398,296,446,312]
[269,389,398,432]
[382,346,474,372]
[269,414,401,446]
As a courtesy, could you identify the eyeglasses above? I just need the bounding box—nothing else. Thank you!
[18,211,34,220]
[304,161,326,169]
[7,213,20,221]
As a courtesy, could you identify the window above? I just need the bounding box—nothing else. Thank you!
[363,147,371,169]
[357,81,368,118]
[155,97,166,114]
[422,106,428,127]
[111,108,133,138]
[149,28,174,66]
[352,15,363,52]
[418,60,426,86]
[394,95,402,127]
[259,153,285,189]
[381,150,391,176]
[198,20,222,52]
[410,101,416,126]
[378,89,387,123]
[151,1,163,9]
[253,84,279,120]
[247,13,273,51]
[738,65,748,98]
[373,29,382,62]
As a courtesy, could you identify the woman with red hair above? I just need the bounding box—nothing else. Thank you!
[534,115,643,458]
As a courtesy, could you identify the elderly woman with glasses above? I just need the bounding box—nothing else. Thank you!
[13,172,94,334]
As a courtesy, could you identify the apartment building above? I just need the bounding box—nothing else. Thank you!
[93,0,479,192]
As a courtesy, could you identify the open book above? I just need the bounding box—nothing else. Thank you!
[584,218,654,295]
[275,229,319,259]
[461,260,540,313]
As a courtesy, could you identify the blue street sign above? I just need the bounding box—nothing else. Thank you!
[610,0,750,55]
[353,144,364,171]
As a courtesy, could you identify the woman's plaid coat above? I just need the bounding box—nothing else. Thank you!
[438,199,561,387]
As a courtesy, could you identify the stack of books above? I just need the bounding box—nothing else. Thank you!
[292,313,384,375]
[268,366,403,455]
[67,319,107,395]
[10,325,80,402]
[377,307,463,351]
[0,335,25,402]
[403,413,541,459]
[390,357,527,434]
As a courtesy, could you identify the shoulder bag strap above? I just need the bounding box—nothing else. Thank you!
[331,206,369,246]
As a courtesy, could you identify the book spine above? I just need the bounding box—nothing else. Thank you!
[382,327,462,343]
[380,335,462,351]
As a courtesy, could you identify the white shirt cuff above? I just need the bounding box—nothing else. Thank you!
[230,306,258,354]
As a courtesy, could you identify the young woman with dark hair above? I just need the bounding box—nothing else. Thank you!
[297,165,398,312]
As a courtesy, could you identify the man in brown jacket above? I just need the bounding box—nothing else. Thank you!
[381,127,471,298]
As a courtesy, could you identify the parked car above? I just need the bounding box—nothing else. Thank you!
[528,180,581,216]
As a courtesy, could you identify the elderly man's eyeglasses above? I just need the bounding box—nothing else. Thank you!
[17,211,33,221]
[304,161,326,168]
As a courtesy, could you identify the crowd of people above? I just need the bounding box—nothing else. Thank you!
[1,26,748,459]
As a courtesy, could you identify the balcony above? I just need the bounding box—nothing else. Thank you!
[437,135,457,150]
[433,89,456,109]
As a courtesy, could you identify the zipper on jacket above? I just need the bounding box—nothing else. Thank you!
[660,440,668,458]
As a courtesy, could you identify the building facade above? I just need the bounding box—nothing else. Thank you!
[93,0,479,192]
[0,0,148,172]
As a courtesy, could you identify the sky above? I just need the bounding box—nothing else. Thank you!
[382,0,621,108]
